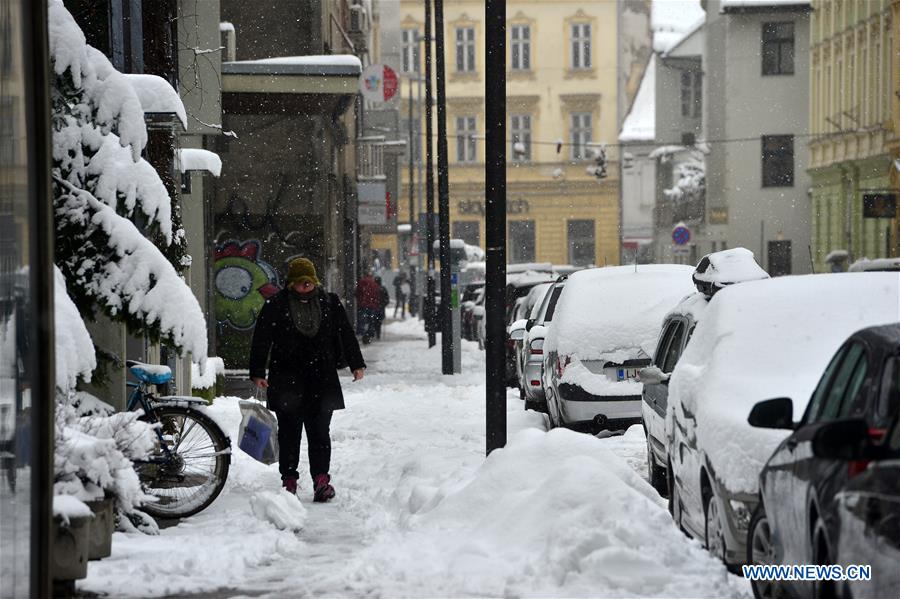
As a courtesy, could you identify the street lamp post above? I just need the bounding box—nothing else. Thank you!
[485,0,507,453]
[424,0,437,348]
[434,0,453,374]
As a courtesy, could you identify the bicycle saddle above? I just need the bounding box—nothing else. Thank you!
[127,361,173,385]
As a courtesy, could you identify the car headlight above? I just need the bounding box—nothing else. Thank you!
[729,499,753,532]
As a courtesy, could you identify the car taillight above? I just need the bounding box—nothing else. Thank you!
[869,427,887,443]
[556,355,571,378]
[506,338,515,350]
[530,339,544,355]
[848,460,870,478]
[530,379,541,387]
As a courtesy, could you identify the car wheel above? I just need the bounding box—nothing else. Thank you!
[748,502,782,599]
[669,469,687,535]
[813,520,837,599]
[647,437,668,497]
[704,485,727,564]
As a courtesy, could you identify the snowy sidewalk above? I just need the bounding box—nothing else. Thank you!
[81,319,750,598]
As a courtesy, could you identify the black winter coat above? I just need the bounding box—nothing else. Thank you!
[249,289,365,411]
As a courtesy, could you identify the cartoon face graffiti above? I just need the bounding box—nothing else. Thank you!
[214,241,280,330]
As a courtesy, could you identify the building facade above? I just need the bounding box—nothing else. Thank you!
[372,0,624,269]
[214,0,365,369]
[705,0,812,276]
[809,0,894,272]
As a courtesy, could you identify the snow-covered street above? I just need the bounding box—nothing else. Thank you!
[81,318,750,598]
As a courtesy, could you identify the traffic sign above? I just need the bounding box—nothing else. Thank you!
[360,64,399,103]
[672,224,691,246]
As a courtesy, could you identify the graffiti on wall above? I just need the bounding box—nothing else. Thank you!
[214,240,280,330]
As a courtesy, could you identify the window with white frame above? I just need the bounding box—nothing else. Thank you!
[571,23,591,70]
[455,27,476,73]
[510,114,532,162]
[401,28,420,73]
[511,25,531,71]
[456,116,477,163]
[570,112,592,160]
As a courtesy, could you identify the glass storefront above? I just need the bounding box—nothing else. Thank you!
[1,0,52,596]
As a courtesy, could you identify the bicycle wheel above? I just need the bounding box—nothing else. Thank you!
[137,406,231,519]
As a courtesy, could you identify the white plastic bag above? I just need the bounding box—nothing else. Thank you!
[237,399,279,465]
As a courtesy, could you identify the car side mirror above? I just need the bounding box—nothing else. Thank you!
[747,397,795,430]
[638,366,669,385]
[812,419,875,461]
[526,318,535,332]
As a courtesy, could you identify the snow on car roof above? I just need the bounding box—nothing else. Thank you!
[693,247,769,287]
[546,265,696,363]
[669,272,900,495]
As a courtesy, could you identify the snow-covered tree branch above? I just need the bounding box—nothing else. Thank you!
[48,0,206,360]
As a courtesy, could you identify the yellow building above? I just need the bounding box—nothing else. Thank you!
[809,0,894,271]
[372,0,622,268]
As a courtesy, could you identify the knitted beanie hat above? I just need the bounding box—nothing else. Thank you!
[286,257,320,286]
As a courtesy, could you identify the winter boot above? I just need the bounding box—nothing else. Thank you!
[282,476,298,495]
[313,473,335,503]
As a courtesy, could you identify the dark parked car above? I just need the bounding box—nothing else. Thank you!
[747,324,900,599]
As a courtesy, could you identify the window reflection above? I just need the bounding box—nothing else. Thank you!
[0,0,33,596]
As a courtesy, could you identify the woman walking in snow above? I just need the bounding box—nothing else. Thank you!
[249,258,366,501]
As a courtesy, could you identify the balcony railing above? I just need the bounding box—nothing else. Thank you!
[357,136,386,180]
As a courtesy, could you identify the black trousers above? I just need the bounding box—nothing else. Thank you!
[270,390,333,482]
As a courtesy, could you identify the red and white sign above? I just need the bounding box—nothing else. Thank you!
[360,64,399,103]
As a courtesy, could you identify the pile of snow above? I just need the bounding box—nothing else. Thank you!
[178,148,221,176]
[53,495,92,525]
[123,74,187,129]
[191,357,225,390]
[693,247,769,290]
[54,266,96,390]
[849,257,900,272]
[250,490,307,531]
[547,265,696,363]
[619,57,655,142]
[357,428,745,597]
[668,273,900,494]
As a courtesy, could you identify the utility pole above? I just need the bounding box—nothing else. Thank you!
[434,0,453,374]
[408,75,415,265]
[485,0,507,453]
[424,0,437,348]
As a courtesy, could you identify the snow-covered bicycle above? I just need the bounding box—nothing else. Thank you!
[126,361,231,519]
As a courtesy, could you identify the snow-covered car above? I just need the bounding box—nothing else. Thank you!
[515,279,566,413]
[505,274,555,385]
[642,249,768,496]
[510,282,553,397]
[666,272,900,569]
[542,265,695,433]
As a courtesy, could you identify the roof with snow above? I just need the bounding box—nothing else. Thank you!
[720,0,810,11]
[652,0,705,53]
[123,73,187,129]
[223,55,362,77]
[178,148,221,177]
[619,57,655,143]
[662,16,704,57]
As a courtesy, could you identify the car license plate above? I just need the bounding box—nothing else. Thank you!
[616,368,639,381]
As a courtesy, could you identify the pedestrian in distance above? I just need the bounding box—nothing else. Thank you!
[400,277,412,318]
[374,276,389,340]
[355,270,381,344]
[392,271,407,319]
[249,257,365,502]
